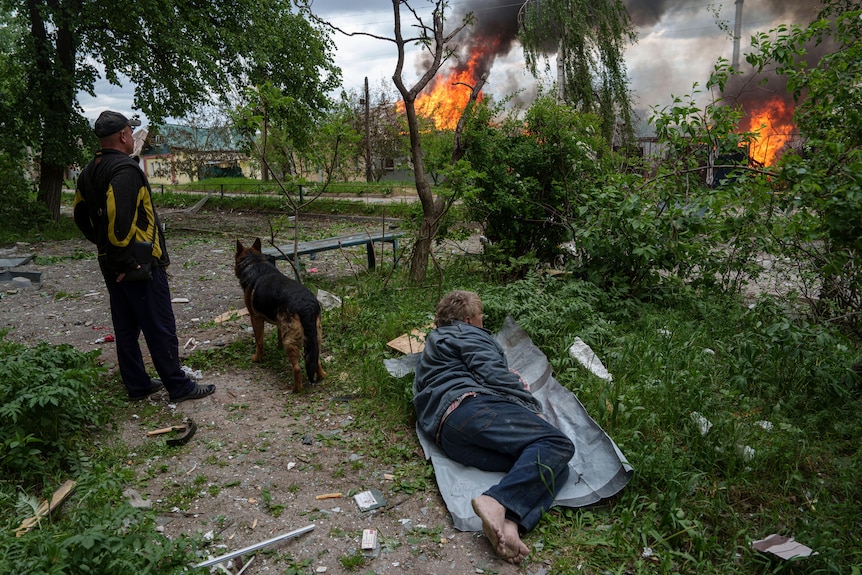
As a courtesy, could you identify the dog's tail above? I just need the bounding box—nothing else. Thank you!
[299,303,323,383]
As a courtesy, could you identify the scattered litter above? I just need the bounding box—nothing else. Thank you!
[193,524,315,569]
[123,488,151,509]
[94,334,115,344]
[387,326,430,354]
[315,492,342,500]
[316,289,342,311]
[383,473,395,481]
[384,353,421,378]
[690,411,713,435]
[182,365,203,380]
[361,528,380,558]
[214,308,249,323]
[354,489,386,512]
[315,567,327,573]
[738,445,755,462]
[703,348,715,355]
[183,337,200,351]
[568,337,613,381]
[308,267,319,273]
[171,297,190,304]
[287,462,296,470]
[752,534,817,560]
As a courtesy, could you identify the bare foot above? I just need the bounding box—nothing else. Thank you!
[502,518,530,563]
[472,495,530,563]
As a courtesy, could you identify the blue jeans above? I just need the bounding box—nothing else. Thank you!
[104,266,194,399]
[439,394,575,532]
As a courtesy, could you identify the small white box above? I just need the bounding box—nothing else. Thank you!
[361,529,378,550]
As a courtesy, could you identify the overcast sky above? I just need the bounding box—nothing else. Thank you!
[78,0,821,135]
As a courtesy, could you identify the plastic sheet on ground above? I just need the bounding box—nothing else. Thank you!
[387,316,633,531]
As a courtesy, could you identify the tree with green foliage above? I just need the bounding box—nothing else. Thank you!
[309,0,479,283]
[518,0,636,145]
[233,83,363,280]
[344,81,410,183]
[2,0,338,222]
[744,0,862,333]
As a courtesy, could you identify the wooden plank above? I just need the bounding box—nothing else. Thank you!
[15,479,77,537]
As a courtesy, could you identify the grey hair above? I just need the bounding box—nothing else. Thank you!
[435,290,482,327]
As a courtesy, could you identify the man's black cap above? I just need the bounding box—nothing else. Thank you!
[94,111,142,137]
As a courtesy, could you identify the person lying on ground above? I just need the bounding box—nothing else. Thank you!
[412,290,575,564]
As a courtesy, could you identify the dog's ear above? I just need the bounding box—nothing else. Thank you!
[236,239,244,255]
[253,238,262,251]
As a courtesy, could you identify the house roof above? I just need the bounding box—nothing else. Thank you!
[144,123,244,155]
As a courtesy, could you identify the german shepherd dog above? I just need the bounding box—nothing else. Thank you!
[235,238,326,392]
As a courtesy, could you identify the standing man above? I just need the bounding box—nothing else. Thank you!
[74,110,215,403]
[413,290,574,564]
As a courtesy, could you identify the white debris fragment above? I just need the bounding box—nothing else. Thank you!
[690,411,713,435]
[181,365,203,380]
[317,289,341,310]
[568,337,613,381]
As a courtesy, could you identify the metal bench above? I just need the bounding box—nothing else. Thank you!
[262,231,405,278]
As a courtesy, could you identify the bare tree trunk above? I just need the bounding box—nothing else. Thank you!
[37,165,64,222]
[318,1,472,283]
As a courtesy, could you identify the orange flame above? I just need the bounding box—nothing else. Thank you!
[741,97,794,166]
[401,43,495,130]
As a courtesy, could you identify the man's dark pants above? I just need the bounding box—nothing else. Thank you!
[439,394,575,532]
[103,266,194,399]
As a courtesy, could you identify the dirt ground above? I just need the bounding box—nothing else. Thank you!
[0,209,541,575]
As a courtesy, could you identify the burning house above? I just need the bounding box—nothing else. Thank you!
[397,0,823,172]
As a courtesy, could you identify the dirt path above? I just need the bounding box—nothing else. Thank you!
[1,210,530,574]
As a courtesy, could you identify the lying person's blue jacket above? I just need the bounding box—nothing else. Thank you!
[413,320,543,442]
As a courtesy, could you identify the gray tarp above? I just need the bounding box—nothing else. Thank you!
[385,316,633,532]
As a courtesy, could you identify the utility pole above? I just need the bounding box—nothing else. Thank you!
[732,0,744,69]
[364,77,372,183]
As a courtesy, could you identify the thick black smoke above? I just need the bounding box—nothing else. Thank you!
[428,0,829,116]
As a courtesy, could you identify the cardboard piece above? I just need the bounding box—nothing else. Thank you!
[752,534,817,560]
[386,323,432,354]
[214,308,249,323]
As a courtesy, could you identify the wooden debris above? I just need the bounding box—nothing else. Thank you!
[315,492,342,500]
[15,479,77,537]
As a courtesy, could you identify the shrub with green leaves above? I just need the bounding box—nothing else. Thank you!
[462,95,614,277]
[0,336,113,484]
[0,153,51,234]
[0,463,207,575]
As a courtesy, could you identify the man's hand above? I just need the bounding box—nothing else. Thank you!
[116,264,141,282]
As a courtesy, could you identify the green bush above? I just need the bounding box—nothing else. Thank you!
[462,95,613,277]
[0,337,112,485]
[746,2,862,332]
[0,153,51,234]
